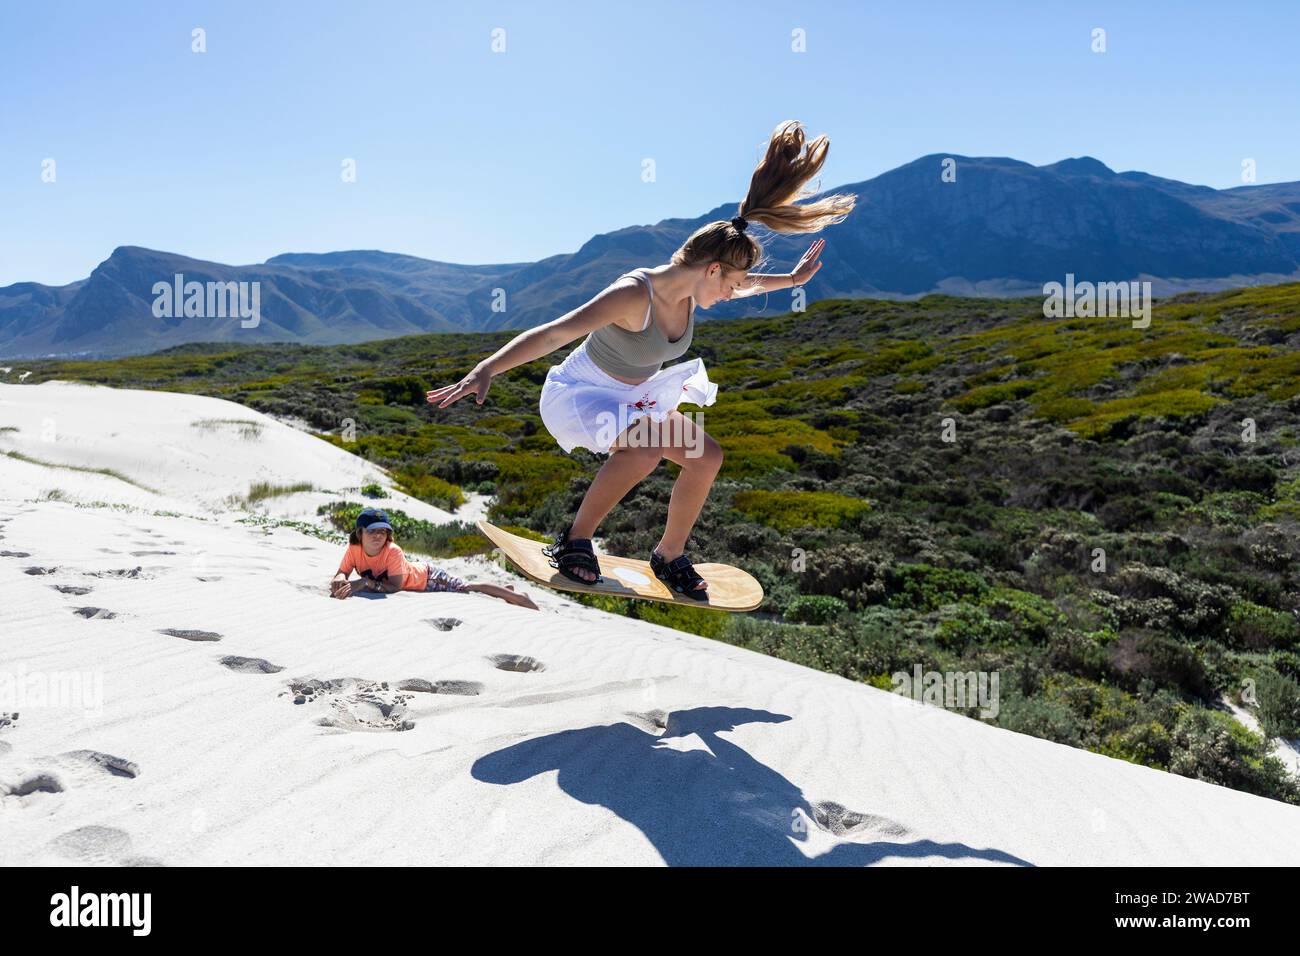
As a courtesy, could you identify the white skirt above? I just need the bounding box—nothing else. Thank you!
[539,339,719,455]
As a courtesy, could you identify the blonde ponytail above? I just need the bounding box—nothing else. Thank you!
[671,120,857,286]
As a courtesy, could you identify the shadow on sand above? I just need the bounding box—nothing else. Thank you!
[472,705,1033,866]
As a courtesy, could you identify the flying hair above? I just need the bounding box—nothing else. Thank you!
[670,120,858,294]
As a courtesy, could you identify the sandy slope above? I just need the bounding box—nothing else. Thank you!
[3,380,1300,866]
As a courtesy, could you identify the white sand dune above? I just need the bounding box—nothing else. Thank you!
[0,380,453,523]
[3,380,1300,866]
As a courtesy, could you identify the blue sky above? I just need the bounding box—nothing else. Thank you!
[2,0,1297,286]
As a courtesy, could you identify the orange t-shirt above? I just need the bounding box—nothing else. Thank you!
[337,541,429,591]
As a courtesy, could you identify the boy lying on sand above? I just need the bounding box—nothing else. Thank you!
[330,508,537,610]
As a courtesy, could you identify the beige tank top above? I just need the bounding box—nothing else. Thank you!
[583,268,695,380]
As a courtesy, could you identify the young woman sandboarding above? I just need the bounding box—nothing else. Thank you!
[428,120,855,599]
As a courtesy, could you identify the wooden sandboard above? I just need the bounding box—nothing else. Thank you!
[476,520,763,612]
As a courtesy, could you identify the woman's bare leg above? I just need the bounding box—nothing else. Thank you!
[570,445,661,539]
[653,412,723,579]
[567,436,662,581]
[567,411,722,589]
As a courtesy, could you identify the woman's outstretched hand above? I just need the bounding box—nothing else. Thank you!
[427,363,493,409]
[790,238,826,286]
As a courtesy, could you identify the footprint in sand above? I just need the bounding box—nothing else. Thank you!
[23,566,58,575]
[50,584,93,595]
[158,628,222,642]
[1,745,140,808]
[425,617,463,631]
[320,694,414,733]
[284,678,415,732]
[129,550,177,557]
[59,750,141,779]
[288,677,353,701]
[1,550,32,557]
[88,566,153,579]
[220,655,284,674]
[2,772,65,800]
[396,678,483,696]
[72,607,117,620]
[49,825,131,862]
[489,654,546,673]
[809,801,911,838]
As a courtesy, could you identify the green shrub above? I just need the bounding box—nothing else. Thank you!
[979,588,1064,643]
[395,472,466,511]
[935,604,1011,649]
[1227,602,1300,651]
[1106,629,1211,697]
[373,375,428,406]
[730,489,871,531]
[995,694,1084,746]
[634,600,731,638]
[886,564,989,612]
[1270,650,1300,682]
[1253,667,1300,738]
[952,379,1040,412]
[717,607,915,682]
[801,544,889,608]
[1098,720,1173,769]
[1169,708,1299,803]
[783,595,850,625]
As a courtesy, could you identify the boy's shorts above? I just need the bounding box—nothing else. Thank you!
[424,564,471,593]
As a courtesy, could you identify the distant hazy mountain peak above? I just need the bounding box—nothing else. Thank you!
[1042,156,1116,178]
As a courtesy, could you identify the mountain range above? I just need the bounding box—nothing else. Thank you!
[4,153,1300,359]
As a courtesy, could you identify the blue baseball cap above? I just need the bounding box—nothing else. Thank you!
[356,507,393,532]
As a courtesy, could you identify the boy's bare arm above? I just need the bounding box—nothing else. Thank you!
[339,573,404,594]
